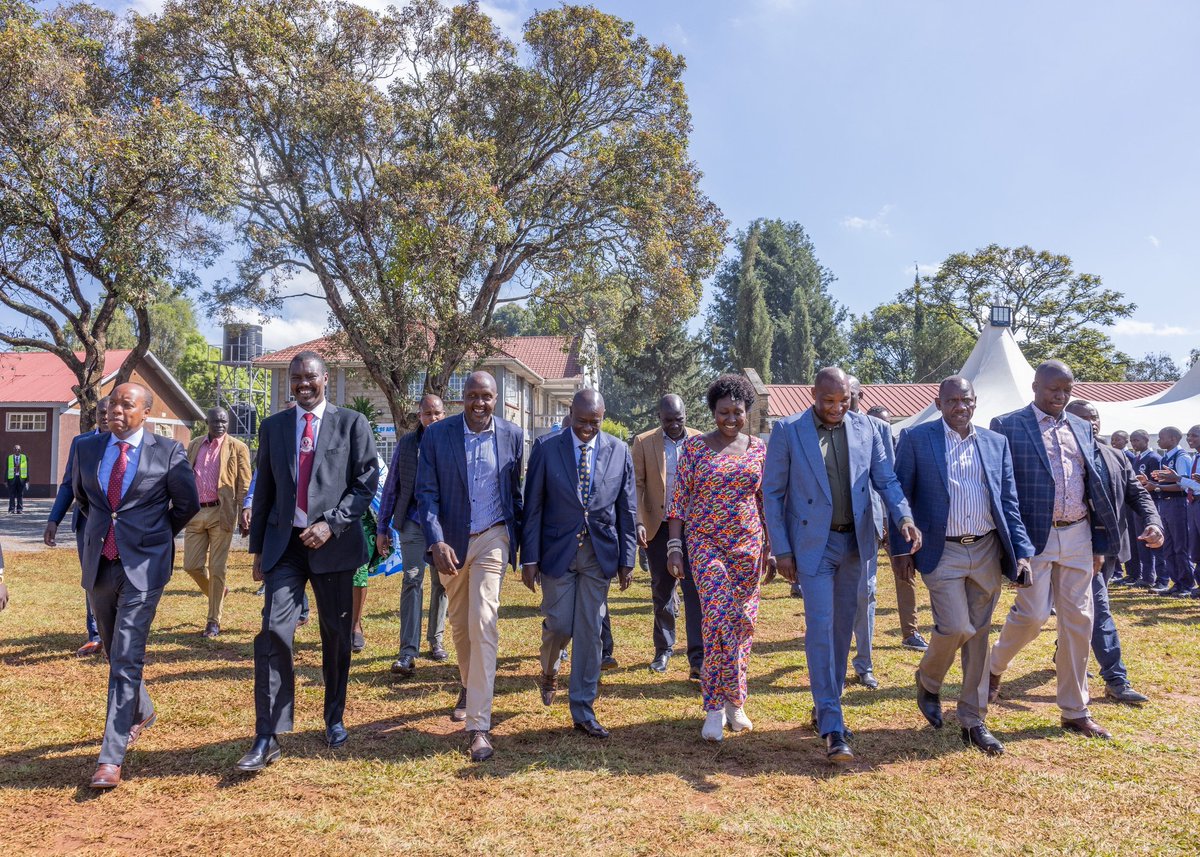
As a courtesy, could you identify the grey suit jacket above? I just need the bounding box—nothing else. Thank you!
[73,431,200,591]
[249,403,380,574]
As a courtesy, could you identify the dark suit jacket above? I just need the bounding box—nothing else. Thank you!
[378,428,421,533]
[416,413,524,570]
[249,404,380,574]
[50,430,98,551]
[522,429,637,579]
[890,419,1035,581]
[989,405,1120,556]
[1095,442,1162,564]
[73,431,200,591]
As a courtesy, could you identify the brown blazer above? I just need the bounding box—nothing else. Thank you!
[632,425,701,541]
[186,434,253,532]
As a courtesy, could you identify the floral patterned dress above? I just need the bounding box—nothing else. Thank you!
[666,435,767,711]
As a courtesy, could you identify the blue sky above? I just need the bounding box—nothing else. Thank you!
[24,0,1200,365]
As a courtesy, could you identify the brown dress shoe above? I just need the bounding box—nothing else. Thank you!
[90,763,121,789]
[127,711,157,747]
[1061,716,1111,739]
[76,640,103,657]
[540,672,558,706]
[468,730,494,762]
[987,672,1002,704]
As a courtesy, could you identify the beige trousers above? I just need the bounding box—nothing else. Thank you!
[990,519,1094,720]
[439,525,509,732]
[183,505,234,624]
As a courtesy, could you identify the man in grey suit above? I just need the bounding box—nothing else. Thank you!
[236,351,379,772]
[73,383,200,789]
[522,389,637,739]
[763,367,921,762]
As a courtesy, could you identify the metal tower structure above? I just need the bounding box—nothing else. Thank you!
[213,323,270,441]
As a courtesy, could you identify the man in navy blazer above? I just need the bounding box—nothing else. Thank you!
[891,377,1034,755]
[417,371,524,763]
[763,367,921,762]
[44,395,110,657]
[522,389,636,739]
[987,361,1122,740]
[73,383,200,789]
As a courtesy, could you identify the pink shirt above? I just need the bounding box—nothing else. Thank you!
[1033,406,1088,522]
[194,434,226,504]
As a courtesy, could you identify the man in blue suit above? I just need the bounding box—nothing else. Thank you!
[891,377,1034,755]
[73,383,200,789]
[987,360,1122,740]
[44,395,110,657]
[417,371,524,763]
[763,367,921,762]
[522,389,636,739]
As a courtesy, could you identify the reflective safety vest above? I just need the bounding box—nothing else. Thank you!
[6,454,27,480]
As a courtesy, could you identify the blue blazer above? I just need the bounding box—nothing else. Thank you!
[522,429,637,579]
[989,405,1119,556]
[763,408,913,573]
[889,420,1035,580]
[72,431,200,591]
[417,413,524,570]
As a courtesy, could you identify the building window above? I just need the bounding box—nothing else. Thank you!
[152,422,174,437]
[6,412,46,432]
[407,371,468,402]
[376,439,395,466]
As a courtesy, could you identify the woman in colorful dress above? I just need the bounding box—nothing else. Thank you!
[666,374,773,741]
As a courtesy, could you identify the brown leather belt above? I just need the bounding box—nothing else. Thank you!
[200,501,220,508]
[830,523,854,533]
[1052,517,1086,528]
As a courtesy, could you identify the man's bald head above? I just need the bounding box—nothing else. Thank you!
[658,393,686,440]
[573,388,605,412]
[570,388,605,444]
[1065,399,1099,436]
[938,375,975,400]
[462,371,497,431]
[464,371,497,394]
[108,382,153,438]
[812,367,851,426]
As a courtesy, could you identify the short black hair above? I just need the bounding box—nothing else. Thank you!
[706,374,756,412]
[289,351,327,373]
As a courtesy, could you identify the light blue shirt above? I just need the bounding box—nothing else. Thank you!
[97,428,146,503]
[663,431,686,503]
[571,430,598,504]
[1167,448,1199,493]
[464,418,503,534]
[244,471,256,509]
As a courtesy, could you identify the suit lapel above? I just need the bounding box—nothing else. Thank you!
[847,414,870,486]
[311,404,338,480]
[590,433,614,509]
[453,415,469,491]
[557,429,584,508]
[218,434,231,485]
[120,432,156,509]
[927,423,950,494]
[1020,407,1052,474]
[651,431,666,489]
[798,410,832,502]
[283,410,298,486]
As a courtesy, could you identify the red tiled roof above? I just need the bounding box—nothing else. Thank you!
[0,350,133,404]
[257,334,583,381]
[765,381,1172,419]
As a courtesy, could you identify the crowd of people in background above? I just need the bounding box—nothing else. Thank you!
[1,349,1197,790]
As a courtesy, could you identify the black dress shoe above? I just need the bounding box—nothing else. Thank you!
[962,724,1004,756]
[451,687,468,722]
[391,655,416,677]
[325,721,348,748]
[688,666,702,682]
[573,719,610,739]
[649,652,670,673]
[540,672,558,706]
[915,670,943,728]
[825,732,853,762]
[236,735,282,772]
[600,655,618,671]
[428,645,449,662]
[468,729,494,762]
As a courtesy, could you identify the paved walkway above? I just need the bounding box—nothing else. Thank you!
[0,499,57,552]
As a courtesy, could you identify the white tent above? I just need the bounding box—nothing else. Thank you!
[896,322,1035,431]
[1094,359,1200,436]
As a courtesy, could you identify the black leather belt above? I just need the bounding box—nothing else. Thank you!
[469,521,504,538]
[200,501,220,508]
[1052,517,1086,528]
[946,531,994,545]
[830,523,854,533]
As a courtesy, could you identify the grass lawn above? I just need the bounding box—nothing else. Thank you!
[2,547,1199,856]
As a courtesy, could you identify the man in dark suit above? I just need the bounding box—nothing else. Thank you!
[763,367,921,763]
[1144,426,1194,597]
[377,393,448,677]
[45,396,110,657]
[1065,401,1163,704]
[73,383,200,789]
[522,389,636,739]
[236,351,379,772]
[988,360,1123,739]
[892,377,1034,755]
[1121,430,1163,588]
[417,371,524,763]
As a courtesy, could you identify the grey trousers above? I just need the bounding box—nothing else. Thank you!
[851,546,879,675]
[89,558,162,765]
[538,539,610,725]
[396,519,447,657]
[917,533,1002,729]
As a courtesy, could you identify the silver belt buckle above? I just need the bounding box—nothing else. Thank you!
[961,535,976,545]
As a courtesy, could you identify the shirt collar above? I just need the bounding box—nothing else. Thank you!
[296,399,328,424]
[813,409,843,431]
[1032,404,1066,425]
[109,427,145,450]
[571,429,598,452]
[942,419,976,441]
[663,429,687,446]
[464,415,495,436]
[204,433,227,448]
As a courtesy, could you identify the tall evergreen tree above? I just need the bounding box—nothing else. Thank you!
[786,288,816,384]
[731,226,773,381]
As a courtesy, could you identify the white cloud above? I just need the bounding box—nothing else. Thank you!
[1110,319,1190,337]
[841,204,894,236]
[665,23,690,48]
[902,262,940,277]
[1147,234,1161,248]
[260,315,328,351]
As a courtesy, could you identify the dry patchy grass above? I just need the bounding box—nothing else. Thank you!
[2,548,1199,856]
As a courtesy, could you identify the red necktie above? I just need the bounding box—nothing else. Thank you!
[102,441,130,560]
[297,412,315,516]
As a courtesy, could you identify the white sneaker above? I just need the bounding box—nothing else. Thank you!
[725,703,753,733]
[701,709,725,742]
